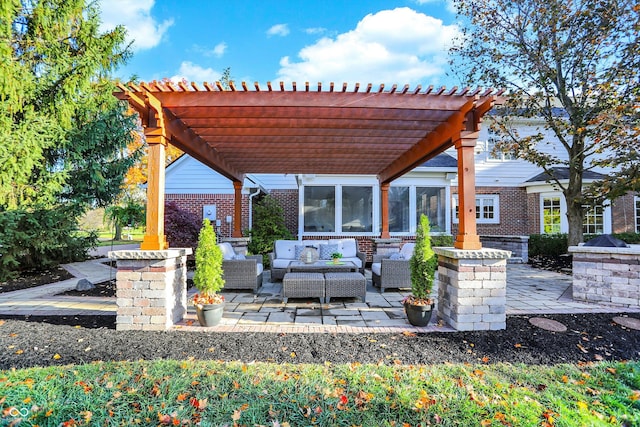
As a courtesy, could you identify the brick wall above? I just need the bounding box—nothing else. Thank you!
[451,186,529,236]
[166,194,251,239]
[269,190,299,236]
[611,193,638,234]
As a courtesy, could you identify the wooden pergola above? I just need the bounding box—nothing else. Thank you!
[115,81,501,251]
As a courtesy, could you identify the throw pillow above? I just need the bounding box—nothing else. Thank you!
[319,243,339,260]
[294,245,306,260]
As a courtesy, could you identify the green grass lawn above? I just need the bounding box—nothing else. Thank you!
[1,360,638,426]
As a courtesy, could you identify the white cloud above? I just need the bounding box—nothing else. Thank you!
[276,8,459,87]
[99,0,173,51]
[211,42,227,58]
[267,24,290,37]
[170,62,222,83]
[305,27,327,35]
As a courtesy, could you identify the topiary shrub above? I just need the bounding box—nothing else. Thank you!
[192,219,225,305]
[408,214,438,304]
[246,195,293,267]
[431,234,454,247]
[164,202,201,250]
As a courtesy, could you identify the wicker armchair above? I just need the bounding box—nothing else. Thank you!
[371,243,415,293]
[218,243,263,293]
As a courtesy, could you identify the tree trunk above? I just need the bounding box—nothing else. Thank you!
[565,195,584,247]
[113,223,122,241]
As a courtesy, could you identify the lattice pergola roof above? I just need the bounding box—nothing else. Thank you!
[115,81,501,184]
[114,80,501,250]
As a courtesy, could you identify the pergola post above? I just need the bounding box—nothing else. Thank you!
[380,183,390,238]
[140,130,168,250]
[233,181,243,238]
[454,135,481,250]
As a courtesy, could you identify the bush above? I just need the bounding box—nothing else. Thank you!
[164,202,201,250]
[0,206,97,281]
[431,234,454,247]
[585,232,640,244]
[409,214,438,302]
[193,219,224,297]
[528,234,569,257]
[246,195,293,266]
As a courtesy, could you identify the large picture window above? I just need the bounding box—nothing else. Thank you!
[416,187,446,232]
[389,186,410,232]
[303,186,335,232]
[342,186,373,232]
[388,186,448,234]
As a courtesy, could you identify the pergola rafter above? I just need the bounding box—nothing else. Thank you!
[115,80,502,250]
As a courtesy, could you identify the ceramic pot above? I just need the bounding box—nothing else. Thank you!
[404,301,434,327]
[195,302,224,326]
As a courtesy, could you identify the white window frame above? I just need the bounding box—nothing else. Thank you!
[389,185,451,235]
[299,184,379,236]
[538,192,612,234]
[452,194,500,224]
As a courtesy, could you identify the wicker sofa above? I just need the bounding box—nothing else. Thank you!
[218,242,263,293]
[269,238,366,281]
[371,243,415,292]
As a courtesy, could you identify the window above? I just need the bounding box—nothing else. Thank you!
[342,186,373,232]
[486,130,516,161]
[583,205,604,234]
[303,186,335,232]
[542,196,562,234]
[302,185,373,234]
[416,187,446,232]
[389,186,410,233]
[636,197,640,233]
[453,195,500,224]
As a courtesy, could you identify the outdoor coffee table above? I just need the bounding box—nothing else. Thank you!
[286,260,357,273]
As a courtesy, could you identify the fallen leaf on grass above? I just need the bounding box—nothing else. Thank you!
[629,390,640,401]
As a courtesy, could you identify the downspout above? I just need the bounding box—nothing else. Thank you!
[248,187,262,230]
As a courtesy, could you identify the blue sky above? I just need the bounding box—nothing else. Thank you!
[99,0,463,89]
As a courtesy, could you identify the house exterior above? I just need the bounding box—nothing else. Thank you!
[164,120,638,260]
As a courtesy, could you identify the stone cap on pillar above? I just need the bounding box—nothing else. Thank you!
[108,248,193,260]
[434,247,511,260]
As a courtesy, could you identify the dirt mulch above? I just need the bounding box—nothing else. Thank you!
[0,266,75,293]
[0,313,639,370]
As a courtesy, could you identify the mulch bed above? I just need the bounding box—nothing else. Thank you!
[0,313,638,370]
[0,266,75,293]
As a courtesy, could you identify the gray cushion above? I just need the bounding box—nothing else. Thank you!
[319,244,339,260]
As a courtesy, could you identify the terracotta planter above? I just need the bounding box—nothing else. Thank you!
[404,301,434,327]
[195,302,224,327]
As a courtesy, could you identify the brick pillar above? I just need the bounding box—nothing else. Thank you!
[569,245,640,307]
[372,238,402,256]
[109,248,192,331]
[434,247,511,331]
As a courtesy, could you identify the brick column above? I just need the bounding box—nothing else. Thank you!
[434,247,511,331]
[109,248,192,331]
[569,245,640,307]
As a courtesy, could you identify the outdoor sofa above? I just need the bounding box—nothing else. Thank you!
[268,238,366,281]
[218,242,263,293]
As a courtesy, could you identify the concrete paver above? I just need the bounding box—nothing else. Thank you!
[1,257,639,333]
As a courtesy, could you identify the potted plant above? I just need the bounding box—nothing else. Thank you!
[330,251,343,264]
[404,214,438,326]
[192,219,225,326]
